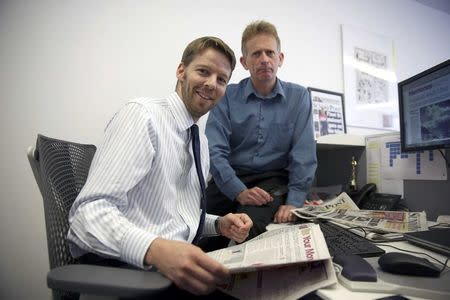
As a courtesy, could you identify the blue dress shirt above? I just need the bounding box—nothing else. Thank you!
[206,78,317,207]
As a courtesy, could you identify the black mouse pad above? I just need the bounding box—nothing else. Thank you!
[403,228,450,257]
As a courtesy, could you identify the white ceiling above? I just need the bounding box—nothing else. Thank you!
[413,0,450,15]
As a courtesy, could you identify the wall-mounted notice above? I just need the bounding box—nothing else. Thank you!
[342,24,399,131]
[366,133,447,195]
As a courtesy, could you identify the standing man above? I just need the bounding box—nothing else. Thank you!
[68,36,252,297]
[205,20,317,244]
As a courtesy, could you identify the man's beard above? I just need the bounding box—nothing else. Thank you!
[181,80,207,119]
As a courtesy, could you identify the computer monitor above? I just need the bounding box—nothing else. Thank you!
[398,59,450,152]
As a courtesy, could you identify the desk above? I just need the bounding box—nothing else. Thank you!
[317,240,450,300]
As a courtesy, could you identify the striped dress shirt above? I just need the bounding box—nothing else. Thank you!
[67,92,217,268]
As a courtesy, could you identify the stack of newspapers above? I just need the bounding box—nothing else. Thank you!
[208,223,337,300]
[291,192,429,241]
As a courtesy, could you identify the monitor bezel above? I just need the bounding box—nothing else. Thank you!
[398,59,450,153]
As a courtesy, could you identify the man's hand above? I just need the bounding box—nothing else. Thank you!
[273,204,297,223]
[219,213,253,243]
[236,187,273,206]
[144,239,229,295]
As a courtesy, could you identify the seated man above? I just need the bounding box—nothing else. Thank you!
[205,20,317,247]
[67,36,252,297]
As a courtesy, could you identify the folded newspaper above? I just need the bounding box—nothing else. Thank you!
[291,192,428,236]
[208,223,337,300]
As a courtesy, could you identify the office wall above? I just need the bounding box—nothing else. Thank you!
[1,0,449,298]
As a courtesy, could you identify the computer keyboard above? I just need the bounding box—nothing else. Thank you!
[318,221,385,258]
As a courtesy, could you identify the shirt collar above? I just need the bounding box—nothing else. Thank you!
[167,92,196,132]
[244,78,286,102]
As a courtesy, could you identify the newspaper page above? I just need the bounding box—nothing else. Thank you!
[292,192,359,219]
[216,260,336,300]
[208,223,337,300]
[318,209,428,233]
[291,192,428,234]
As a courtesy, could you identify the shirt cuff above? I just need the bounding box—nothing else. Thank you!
[286,190,307,207]
[121,226,157,268]
[220,177,247,201]
[204,214,220,235]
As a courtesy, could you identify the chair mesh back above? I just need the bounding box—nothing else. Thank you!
[36,134,96,269]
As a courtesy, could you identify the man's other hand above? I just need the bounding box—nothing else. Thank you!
[273,204,297,223]
[236,187,273,206]
[144,239,230,295]
[219,213,253,243]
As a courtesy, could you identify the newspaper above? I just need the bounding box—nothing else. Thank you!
[292,192,428,234]
[294,192,360,218]
[208,223,337,300]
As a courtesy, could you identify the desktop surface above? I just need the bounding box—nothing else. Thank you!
[317,240,450,300]
[366,255,449,292]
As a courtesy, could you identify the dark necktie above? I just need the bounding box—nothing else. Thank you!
[190,124,206,244]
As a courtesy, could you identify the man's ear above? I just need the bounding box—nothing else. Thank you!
[278,52,285,67]
[176,63,185,81]
[240,56,249,70]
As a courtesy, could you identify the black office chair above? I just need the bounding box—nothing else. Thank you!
[27,134,171,299]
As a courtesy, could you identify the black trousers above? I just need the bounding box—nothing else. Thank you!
[199,170,288,252]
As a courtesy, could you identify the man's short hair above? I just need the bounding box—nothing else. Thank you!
[241,20,281,56]
[181,36,236,74]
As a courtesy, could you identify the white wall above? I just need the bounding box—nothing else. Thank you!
[1,0,449,298]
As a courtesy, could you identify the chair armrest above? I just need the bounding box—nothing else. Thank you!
[47,264,172,298]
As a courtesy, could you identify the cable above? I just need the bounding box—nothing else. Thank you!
[438,149,450,168]
[345,225,369,238]
[341,224,449,274]
[428,222,450,229]
[333,223,450,275]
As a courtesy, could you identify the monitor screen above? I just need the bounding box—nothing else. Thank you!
[398,59,450,152]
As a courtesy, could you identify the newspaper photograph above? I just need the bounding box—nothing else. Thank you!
[208,223,337,300]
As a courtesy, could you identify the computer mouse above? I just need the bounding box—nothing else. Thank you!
[378,252,441,277]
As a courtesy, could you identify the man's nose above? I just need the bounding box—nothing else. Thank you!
[260,53,270,64]
[204,76,217,90]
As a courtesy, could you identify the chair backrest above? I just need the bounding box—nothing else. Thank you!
[28,134,96,269]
